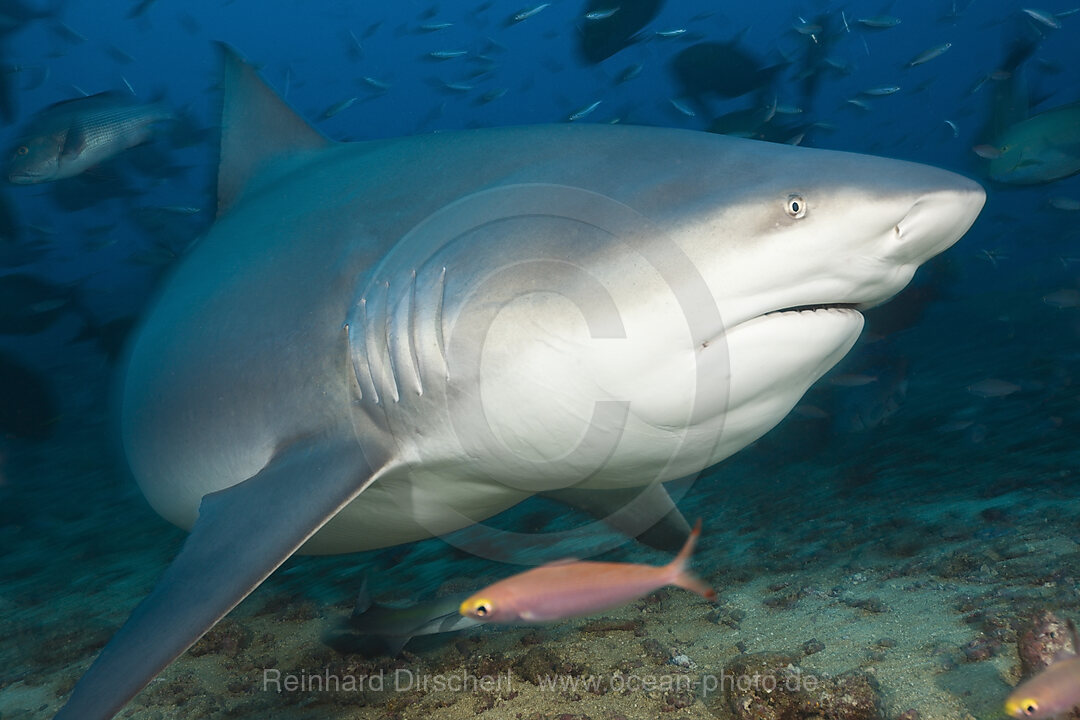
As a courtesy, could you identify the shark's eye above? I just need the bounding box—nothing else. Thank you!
[785,194,807,219]
[15,146,28,156]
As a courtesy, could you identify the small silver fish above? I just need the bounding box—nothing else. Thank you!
[155,206,201,215]
[567,99,602,121]
[428,50,467,60]
[321,96,356,119]
[512,3,550,22]
[1043,289,1080,308]
[858,15,901,28]
[617,63,643,83]
[655,28,687,37]
[1049,197,1080,211]
[479,88,508,103]
[794,18,822,35]
[585,7,619,21]
[908,42,952,67]
[972,144,1002,159]
[1022,7,1062,29]
[362,76,391,91]
[861,86,901,96]
[669,98,695,117]
[967,379,1021,398]
[8,92,172,184]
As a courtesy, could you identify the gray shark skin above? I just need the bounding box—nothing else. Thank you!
[53,45,984,719]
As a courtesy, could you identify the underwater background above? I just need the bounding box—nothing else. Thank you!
[1,0,1080,719]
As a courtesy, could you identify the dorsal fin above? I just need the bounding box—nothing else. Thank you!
[215,43,329,217]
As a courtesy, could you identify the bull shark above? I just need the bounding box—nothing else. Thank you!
[53,45,984,719]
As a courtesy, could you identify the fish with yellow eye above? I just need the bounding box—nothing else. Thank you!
[981,101,1080,186]
[460,519,715,624]
[1005,620,1080,719]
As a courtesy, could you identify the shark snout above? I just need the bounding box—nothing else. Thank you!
[894,178,985,264]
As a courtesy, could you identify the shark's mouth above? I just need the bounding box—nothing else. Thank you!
[762,302,861,316]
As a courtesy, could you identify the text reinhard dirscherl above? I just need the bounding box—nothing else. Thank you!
[261,667,820,696]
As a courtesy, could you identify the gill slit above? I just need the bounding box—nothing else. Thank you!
[405,269,424,396]
[434,266,450,380]
[381,280,402,403]
[357,296,380,405]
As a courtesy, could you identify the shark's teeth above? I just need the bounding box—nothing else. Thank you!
[764,303,860,316]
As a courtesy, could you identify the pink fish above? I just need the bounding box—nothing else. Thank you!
[459,520,716,623]
[1006,626,1080,718]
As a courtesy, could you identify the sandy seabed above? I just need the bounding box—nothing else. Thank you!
[3,303,1078,720]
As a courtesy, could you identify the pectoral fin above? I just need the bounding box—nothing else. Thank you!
[59,124,87,159]
[541,481,692,552]
[53,435,379,720]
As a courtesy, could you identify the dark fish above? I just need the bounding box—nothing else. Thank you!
[0,242,45,268]
[579,0,662,64]
[0,272,95,335]
[706,106,809,146]
[81,314,137,362]
[671,41,784,103]
[48,168,141,212]
[863,257,953,339]
[50,20,85,45]
[707,106,774,137]
[617,62,643,83]
[8,91,172,184]
[0,187,17,243]
[105,44,136,64]
[0,350,57,440]
[325,578,479,656]
[826,355,909,434]
[127,0,157,18]
[987,102,1080,185]
[0,0,54,37]
[0,42,15,124]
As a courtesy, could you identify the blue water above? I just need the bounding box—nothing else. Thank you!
[1,1,1079,719]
